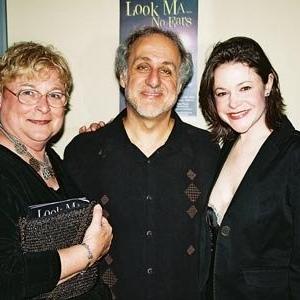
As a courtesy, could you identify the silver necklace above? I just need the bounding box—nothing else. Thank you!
[0,123,55,180]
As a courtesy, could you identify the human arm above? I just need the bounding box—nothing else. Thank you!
[0,178,62,298]
[58,204,112,283]
[0,175,112,298]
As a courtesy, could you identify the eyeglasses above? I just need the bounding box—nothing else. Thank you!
[4,86,68,108]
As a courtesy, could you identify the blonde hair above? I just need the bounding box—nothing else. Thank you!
[0,41,73,97]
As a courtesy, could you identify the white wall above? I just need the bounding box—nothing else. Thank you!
[7,0,300,156]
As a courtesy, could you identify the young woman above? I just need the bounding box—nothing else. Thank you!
[199,36,300,300]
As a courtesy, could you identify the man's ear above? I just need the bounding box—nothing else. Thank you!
[120,72,128,89]
[177,82,182,95]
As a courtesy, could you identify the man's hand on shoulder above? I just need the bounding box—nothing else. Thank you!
[79,121,106,134]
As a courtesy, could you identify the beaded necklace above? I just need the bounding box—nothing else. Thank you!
[0,123,55,180]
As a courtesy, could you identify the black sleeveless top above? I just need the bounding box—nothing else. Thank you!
[205,207,220,300]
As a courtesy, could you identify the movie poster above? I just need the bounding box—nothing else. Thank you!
[119,0,198,116]
[0,0,7,55]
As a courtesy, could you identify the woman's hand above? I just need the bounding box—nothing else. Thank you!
[57,204,112,283]
[82,204,113,264]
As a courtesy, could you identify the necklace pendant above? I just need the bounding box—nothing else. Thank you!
[29,157,41,172]
[42,167,55,180]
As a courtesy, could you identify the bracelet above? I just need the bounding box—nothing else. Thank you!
[80,242,94,275]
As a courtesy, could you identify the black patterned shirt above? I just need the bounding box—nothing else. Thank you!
[64,109,219,300]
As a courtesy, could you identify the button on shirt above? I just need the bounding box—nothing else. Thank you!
[64,109,219,300]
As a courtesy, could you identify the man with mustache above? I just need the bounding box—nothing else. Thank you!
[64,26,219,300]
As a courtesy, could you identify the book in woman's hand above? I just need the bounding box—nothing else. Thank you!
[18,198,98,299]
[27,197,90,218]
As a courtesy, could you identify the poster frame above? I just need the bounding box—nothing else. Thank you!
[0,0,7,55]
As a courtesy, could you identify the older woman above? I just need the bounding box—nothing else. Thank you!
[0,42,112,299]
[199,36,300,299]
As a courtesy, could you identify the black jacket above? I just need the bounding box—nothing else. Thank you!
[204,117,300,300]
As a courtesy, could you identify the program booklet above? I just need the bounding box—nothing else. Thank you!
[19,197,97,299]
[27,197,90,218]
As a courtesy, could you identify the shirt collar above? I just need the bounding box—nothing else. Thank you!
[267,115,296,148]
[105,109,195,157]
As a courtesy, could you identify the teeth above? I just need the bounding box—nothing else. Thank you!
[228,110,249,120]
[231,110,246,115]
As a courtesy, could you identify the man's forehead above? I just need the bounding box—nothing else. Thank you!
[131,56,177,68]
[131,33,177,49]
[128,34,181,65]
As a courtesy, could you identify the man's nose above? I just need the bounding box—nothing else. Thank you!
[145,69,161,88]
